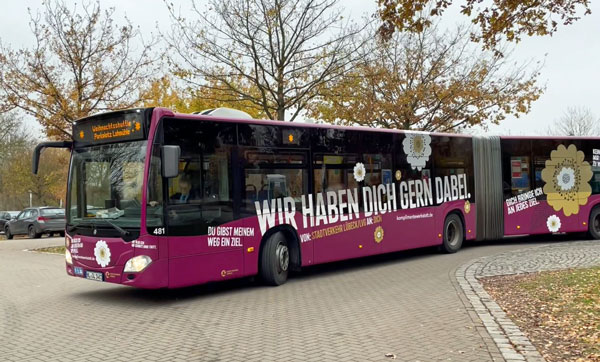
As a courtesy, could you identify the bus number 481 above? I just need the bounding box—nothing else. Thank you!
[153,228,165,235]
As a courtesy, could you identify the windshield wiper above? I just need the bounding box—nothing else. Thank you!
[104,219,130,238]
[72,219,130,237]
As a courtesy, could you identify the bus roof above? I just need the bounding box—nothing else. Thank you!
[164,108,472,139]
[76,107,600,140]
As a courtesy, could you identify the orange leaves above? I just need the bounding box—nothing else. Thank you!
[0,1,159,140]
[308,25,542,132]
[377,0,591,55]
[482,267,600,361]
[141,75,265,118]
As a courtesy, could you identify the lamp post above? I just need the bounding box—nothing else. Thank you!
[28,190,32,207]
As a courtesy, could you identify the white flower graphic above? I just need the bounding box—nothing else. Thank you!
[402,133,432,171]
[556,167,575,191]
[94,240,111,267]
[353,162,366,182]
[546,215,561,233]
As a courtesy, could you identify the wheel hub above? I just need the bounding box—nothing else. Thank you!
[446,221,459,246]
[276,243,289,272]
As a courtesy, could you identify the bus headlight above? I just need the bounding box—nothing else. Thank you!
[124,255,152,273]
[65,249,73,265]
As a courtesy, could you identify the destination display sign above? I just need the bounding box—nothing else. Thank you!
[73,109,149,146]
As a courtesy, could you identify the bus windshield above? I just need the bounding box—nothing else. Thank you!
[68,140,147,229]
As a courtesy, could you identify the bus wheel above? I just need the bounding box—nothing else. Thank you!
[260,232,289,286]
[442,214,463,253]
[588,207,600,239]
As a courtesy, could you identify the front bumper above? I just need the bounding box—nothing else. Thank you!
[66,258,168,289]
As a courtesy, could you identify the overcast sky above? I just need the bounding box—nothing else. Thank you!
[1,0,598,137]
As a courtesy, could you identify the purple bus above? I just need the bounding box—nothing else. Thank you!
[32,108,600,288]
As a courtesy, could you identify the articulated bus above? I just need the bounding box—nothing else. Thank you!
[33,107,600,288]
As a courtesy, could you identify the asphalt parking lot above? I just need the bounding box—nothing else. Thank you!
[0,235,574,361]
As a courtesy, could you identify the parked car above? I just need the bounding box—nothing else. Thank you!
[4,207,66,239]
[0,211,20,232]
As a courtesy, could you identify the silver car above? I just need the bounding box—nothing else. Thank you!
[4,207,65,239]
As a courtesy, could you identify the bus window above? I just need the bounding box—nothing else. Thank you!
[163,119,234,236]
[509,156,531,194]
[576,140,600,195]
[501,139,532,198]
[430,135,474,203]
[362,153,392,187]
[313,154,359,193]
[146,143,163,229]
[242,151,308,216]
[238,124,309,148]
[531,139,562,200]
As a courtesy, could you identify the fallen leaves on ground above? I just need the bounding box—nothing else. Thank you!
[481,267,600,362]
[31,246,65,254]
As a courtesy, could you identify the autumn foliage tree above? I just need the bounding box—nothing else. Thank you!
[0,114,67,209]
[141,76,267,118]
[377,0,591,55]
[166,0,366,121]
[0,1,159,140]
[307,24,543,132]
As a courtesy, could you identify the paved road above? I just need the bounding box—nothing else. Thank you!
[0,235,581,361]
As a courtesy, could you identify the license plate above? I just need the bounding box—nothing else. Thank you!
[85,271,104,282]
[74,267,84,276]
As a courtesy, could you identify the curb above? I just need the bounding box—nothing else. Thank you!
[456,260,544,362]
[456,240,600,362]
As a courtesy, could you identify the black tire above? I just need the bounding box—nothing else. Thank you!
[5,226,13,240]
[260,232,290,286]
[588,207,600,239]
[441,213,464,253]
[28,225,40,239]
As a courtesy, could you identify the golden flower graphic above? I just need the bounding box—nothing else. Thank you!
[374,226,384,243]
[541,144,593,216]
[464,200,471,214]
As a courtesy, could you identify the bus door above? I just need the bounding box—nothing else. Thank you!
[312,153,371,263]
[162,118,242,287]
[503,154,535,235]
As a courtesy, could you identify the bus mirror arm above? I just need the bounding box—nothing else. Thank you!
[161,145,181,178]
[32,141,73,175]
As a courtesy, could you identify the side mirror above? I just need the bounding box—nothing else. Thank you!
[161,145,181,178]
[32,141,72,174]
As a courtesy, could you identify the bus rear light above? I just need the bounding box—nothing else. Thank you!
[124,255,152,273]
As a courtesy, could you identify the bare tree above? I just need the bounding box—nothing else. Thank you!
[0,1,159,140]
[547,106,600,136]
[166,0,367,121]
[307,23,543,132]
